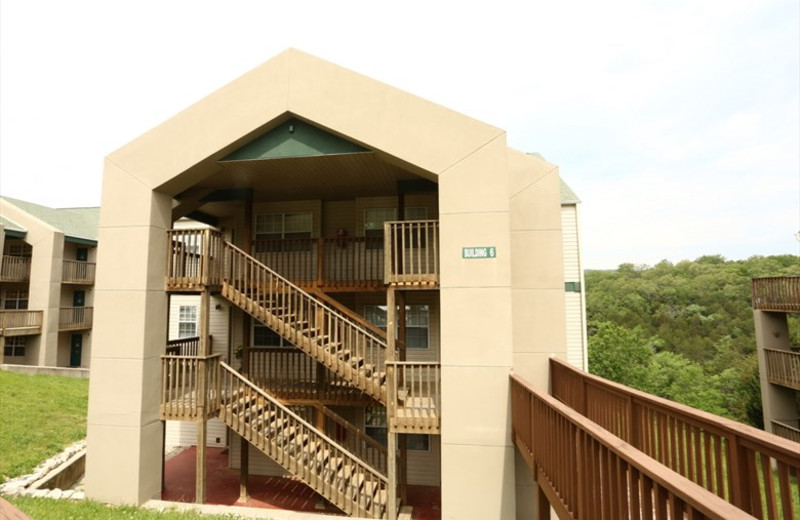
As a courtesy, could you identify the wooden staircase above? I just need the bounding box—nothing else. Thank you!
[219,362,389,518]
[221,241,389,403]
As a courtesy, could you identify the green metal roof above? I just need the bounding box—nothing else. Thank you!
[1,197,99,243]
[560,179,581,205]
[0,215,27,238]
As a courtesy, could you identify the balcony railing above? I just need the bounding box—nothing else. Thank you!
[160,354,221,421]
[0,255,31,282]
[772,419,800,444]
[166,229,225,290]
[511,373,752,520]
[763,348,800,390]
[165,336,204,356]
[386,361,440,434]
[0,310,43,336]
[384,220,439,286]
[550,358,800,519]
[58,307,93,331]
[752,276,800,312]
[62,259,96,284]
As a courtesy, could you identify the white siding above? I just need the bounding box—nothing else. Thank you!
[562,204,588,370]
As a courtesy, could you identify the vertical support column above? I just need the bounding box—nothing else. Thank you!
[395,290,408,505]
[386,286,398,520]
[239,310,250,503]
[195,289,211,504]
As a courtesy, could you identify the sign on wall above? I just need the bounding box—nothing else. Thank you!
[462,246,496,259]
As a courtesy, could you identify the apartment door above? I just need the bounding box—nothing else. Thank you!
[70,334,82,367]
[72,290,85,326]
[76,248,88,279]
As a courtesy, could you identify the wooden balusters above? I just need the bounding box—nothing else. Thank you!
[383,220,439,286]
[386,361,440,434]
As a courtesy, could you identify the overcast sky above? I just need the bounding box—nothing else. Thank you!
[1,0,798,269]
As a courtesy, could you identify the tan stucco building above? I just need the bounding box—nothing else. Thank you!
[0,197,98,369]
[86,49,568,519]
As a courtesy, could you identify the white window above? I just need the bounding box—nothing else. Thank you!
[363,207,427,238]
[364,304,429,350]
[178,305,197,338]
[255,212,313,241]
[252,323,296,348]
[4,337,26,357]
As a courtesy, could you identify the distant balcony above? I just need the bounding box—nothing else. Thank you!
[752,276,800,312]
[0,255,31,282]
[62,259,96,284]
[772,419,800,444]
[58,306,93,331]
[0,310,43,336]
[763,347,800,390]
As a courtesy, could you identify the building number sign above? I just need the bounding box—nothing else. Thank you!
[462,246,497,259]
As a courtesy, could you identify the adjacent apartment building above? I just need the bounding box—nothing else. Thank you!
[86,49,570,519]
[0,197,98,368]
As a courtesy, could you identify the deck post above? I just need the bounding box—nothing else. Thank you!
[386,287,398,520]
[239,313,250,503]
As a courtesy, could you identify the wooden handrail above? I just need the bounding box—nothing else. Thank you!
[223,241,388,402]
[160,354,221,420]
[771,420,800,443]
[386,361,440,434]
[62,259,96,284]
[166,229,224,289]
[58,306,93,331]
[511,373,756,520]
[0,255,31,282]
[383,220,439,285]
[752,276,800,312]
[313,403,388,475]
[763,348,800,390]
[0,310,43,333]
[166,336,202,356]
[550,357,800,519]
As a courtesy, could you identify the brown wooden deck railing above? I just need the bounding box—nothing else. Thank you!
[314,403,388,474]
[550,358,800,520]
[763,348,800,390]
[386,362,440,434]
[224,241,388,402]
[58,306,93,331]
[384,220,439,286]
[771,420,800,444]
[166,336,202,356]
[160,354,221,421]
[246,347,372,404]
[0,255,31,282]
[166,229,224,290]
[62,259,96,284]
[752,276,800,313]
[511,373,755,520]
[0,310,43,335]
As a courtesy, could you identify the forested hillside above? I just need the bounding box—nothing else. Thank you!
[585,254,800,427]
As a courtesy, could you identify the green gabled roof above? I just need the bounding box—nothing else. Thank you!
[560,179,580,205]
[1,197,99,244]
[221,118,369,161]
[1,215,27,238]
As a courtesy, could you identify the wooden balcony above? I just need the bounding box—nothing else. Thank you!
[386,362,440,434]
[166,225,440,293]
[0,310,43,336]
[752,276,800,313]
[166,336,203,356]
[772,419,800,444]
[58,306,93,331]
[548,357,800,519]
[62,259,96,284]
[246,347,376,406]
[160,354,221,421]
[0,255,31,282]
[763,347,800,390]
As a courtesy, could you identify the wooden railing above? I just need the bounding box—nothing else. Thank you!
[160,354,221,421]
[62,259,96,284]
[0,255,31,282]
[166,229,224,290]
[223,242,388,402]
[218,362,389,518]
[386,362,440,434]
[0,310,43,335]
[511,373,755,520]
[246,347,372,404]
[166,336,202,356]
[252,237,385,290]
[772,420,800,444]
[752,276,800,312]
[763,348,800,390]
[550,358,800,520]
[384,220,439,286]
[314,403,388,474]
[58,306,93,331]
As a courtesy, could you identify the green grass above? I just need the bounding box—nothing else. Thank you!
[7,497,253,520]
[0,371,89,482]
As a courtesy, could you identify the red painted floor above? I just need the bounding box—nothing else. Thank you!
[163,447,441,519]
